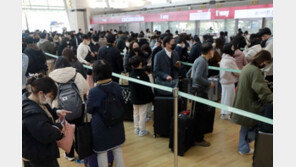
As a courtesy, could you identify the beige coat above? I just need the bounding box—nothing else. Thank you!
[49,67,90,108]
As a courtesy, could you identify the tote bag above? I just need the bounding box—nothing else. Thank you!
[56,121,75,154]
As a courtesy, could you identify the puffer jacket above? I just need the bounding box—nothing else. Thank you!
[49,67,90,108]
[243,44,262,62]
[22,93,63,163]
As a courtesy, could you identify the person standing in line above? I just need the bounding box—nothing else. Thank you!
[87,60,125,167]
[97,33,124,83]
[188,35,202,63]
[190,42,215,147]
[153,35,181,83]
[49,58,89,161]
[259,27,273,83]
[219,43,240,120]
[231,50,273,155]
[129,56,154,137]
[243,34,262,63]
[77,35,93,66]
[232,36,247,70]
[22,75,71,167]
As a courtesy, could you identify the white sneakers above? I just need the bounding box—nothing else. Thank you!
[139,130,149,137]
[220,114,231,120]
[134,128,149,137]
[64,153,75,161]
[239,148,254,155]
[134,128,140,135]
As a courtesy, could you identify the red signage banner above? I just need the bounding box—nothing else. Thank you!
[90,4,273,24]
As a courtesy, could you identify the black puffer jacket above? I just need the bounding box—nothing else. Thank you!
[129,69,154,105]
[22,93,63,163]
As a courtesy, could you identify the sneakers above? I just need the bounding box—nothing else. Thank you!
[134,128,140,135]
[75,159,84,164]
[220,114,231,120]
[239,148,254,155]
[139,130,149,137]
[195,140,211,147]
[64,153,75,161]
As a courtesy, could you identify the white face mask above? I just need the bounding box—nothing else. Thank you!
[85,40,90,45]
[39,94,53,106]
[125,42,130,47]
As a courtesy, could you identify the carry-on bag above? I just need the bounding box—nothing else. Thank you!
[252,131,273,167]
[56,120,75,154]
[207,77,221,102]
[121,86,133,121]
[76,106,94,160]
[169,111,195,156]
[153,96,182,137]
[258,103,273,133]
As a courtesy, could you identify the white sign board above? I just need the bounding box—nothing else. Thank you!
[235,8,273,19]
[189,11,211,21]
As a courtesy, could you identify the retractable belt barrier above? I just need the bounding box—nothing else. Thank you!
[44,52,272,125]
[181,62,241,73]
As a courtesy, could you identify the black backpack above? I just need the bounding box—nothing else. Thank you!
[98,84,125,127]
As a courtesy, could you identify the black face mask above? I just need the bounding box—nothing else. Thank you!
[143,52,150,58]
[171,44,176,50]
[259,64,266,69]
[133,47,141,53]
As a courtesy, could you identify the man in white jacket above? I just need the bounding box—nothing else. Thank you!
[77,35,92,66]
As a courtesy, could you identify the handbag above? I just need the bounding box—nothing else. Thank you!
[119,72,129,86]
[56,120,75,154]
[76,106,94,160]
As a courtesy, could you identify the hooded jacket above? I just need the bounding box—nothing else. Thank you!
[22,93,63,163]
[243,44,262,63]
[233,49,247,70]
[219,54,239,85]
[49,67,90,108]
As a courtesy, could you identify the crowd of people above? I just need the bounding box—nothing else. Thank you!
[22,26,273,166]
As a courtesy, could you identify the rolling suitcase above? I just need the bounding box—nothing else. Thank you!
[169,111,195,156]
[121,86,133,121]
[153,96,182,137]
[207,77,221,102]
[252,132,273,167]
[258,103,273,133]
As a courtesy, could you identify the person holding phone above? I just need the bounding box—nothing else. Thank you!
[22,74,71,167]
[153,35,181,83]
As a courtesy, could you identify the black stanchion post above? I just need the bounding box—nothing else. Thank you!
[173,88,179,167]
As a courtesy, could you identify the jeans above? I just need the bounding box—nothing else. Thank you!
[97,147,124,167]
[238,125,256,154]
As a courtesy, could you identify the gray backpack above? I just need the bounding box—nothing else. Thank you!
[57,72,83,120]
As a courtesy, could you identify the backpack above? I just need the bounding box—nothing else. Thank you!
[98,84,125,128]
[57,72,83,121]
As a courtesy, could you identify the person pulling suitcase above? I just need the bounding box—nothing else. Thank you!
[189,42,216,147]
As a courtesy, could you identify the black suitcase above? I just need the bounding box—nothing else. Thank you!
[169,112,195,156]
[253,132,273,167]
[153,96,182,137]
[203,106,216,134]
[121,86,133,121]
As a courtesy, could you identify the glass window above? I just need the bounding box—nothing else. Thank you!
[28,0,48,6]
[238,19,263,34]
[25,10,70,33]
[199,20,225,36]
[47,0,64,7]
[225,19,235,37]
[169,21,196,35]
[153,22,169,33]
[265,18,273,34]
[22,11,28,30]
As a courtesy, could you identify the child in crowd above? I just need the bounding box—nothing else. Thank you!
[129,56,154,137]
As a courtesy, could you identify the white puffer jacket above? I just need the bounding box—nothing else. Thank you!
[49,67,90,108]
[243,44,262,63]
